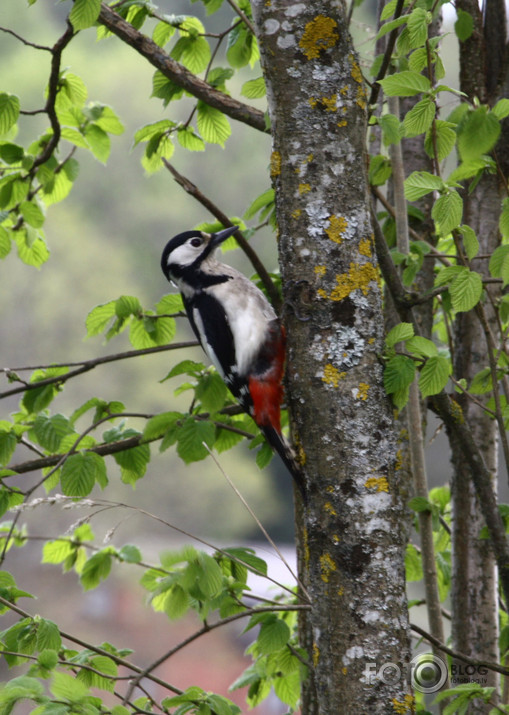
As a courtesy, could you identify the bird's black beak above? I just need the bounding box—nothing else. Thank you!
[209,225,238,248]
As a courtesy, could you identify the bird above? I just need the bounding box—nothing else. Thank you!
[160,225,306,499]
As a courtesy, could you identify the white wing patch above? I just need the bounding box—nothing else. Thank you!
[192,307,225,379]
[210,275,276,375]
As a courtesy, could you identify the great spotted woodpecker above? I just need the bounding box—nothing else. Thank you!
[160,225,306,499]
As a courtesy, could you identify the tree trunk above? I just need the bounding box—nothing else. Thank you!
[448,4,507,708]
[252,2,412,712]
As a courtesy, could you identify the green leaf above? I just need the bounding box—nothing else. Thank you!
[0,429,16,466]
[432,191,463,236]
[384,355,416,394]
[85,124,111,163]
[42,538,74,564]
[404,170,444,200]
[76,655,117,693]
[19,200,45,228]
[0,93,20,135]
[143,412,181,441]
[176,417,216,463]
[33,414,75,453]
[241,77,266,99]
[197,102,231,146]
[418,355,451,398]
[91,104,124,135]
[457,107,501,162]
[113,442,150,482]
[499,197,509,239]
[409,496,432,513]
[172,36,211,74]
[227,24,259,68]
[449,268,483,312]
[80,549,113,590]
[15,232,50,268]
[405,336,438,358]
[257,617,290,654]
[69,0,101,30]
[60,452,99,496]
[118,544,142,563]
[177,127,205,151]
[454,9,474,41]
[424,120,456,161]
[0,226,11,258]
[378,71,431,97]
[86,300,116,337]
[152,20,176,47]
[405,543,423,581]
[493,98,509,120]
[223,547,267,576]
[37,619,62,652]
[406,8,430,49]
[378,113,401,146]
[151,73,184,106]
[195,372,227,412]
[386,322,414,348]
[459,225,479,260]
[376,15,408,40]
[115,294,142,319]
[51,671,91,701]
[369,154,392,186]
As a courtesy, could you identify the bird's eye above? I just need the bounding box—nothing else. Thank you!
[190,237,203,248]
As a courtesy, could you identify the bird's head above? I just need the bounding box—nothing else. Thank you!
[161,226,237,284]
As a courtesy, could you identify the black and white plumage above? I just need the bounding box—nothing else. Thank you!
[160,226,305,498]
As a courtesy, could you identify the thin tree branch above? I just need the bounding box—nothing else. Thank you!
[0,342,198,400]
[224,0,255,34]
[97,3,266,133]
[411,622,509,677]
[123,603,309,705]
[0,594,184,696]
[163,160,282,311]
[32,22,75,171]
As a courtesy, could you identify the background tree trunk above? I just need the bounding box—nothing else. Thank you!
[252,2,412,712]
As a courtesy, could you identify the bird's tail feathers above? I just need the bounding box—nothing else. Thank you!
[261,425,307,501]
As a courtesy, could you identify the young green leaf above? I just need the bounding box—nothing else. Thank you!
[432,191,463,236]
[454,9,474,41]
[0,93,20,135]
[378,70,431,97]
[449,268,482,312]
[418,355,451,398]
[386,322,414,348]
[197,102,231,146]
[404,171,444,200]
[69,0,101,31]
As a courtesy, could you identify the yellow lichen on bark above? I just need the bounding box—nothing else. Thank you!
[356,382,370,400]
[365,476,390,493]
[270,150,281,177]
[314,265,326,276]
[358,236,372,257]
[298,183,311,194]
[326,214,348,244]
[318,262,380,302]
[320,552,337,582]
[322,363,346,387]
[324,501,337,516]
[299,15,339,60]
[392,695,415,714]
[309,94,337,111]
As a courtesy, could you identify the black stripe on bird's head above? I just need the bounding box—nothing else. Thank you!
[161,226,237,283]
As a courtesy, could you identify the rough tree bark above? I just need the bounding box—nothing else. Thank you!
[448,2,507,708]
[252,2,412,712]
